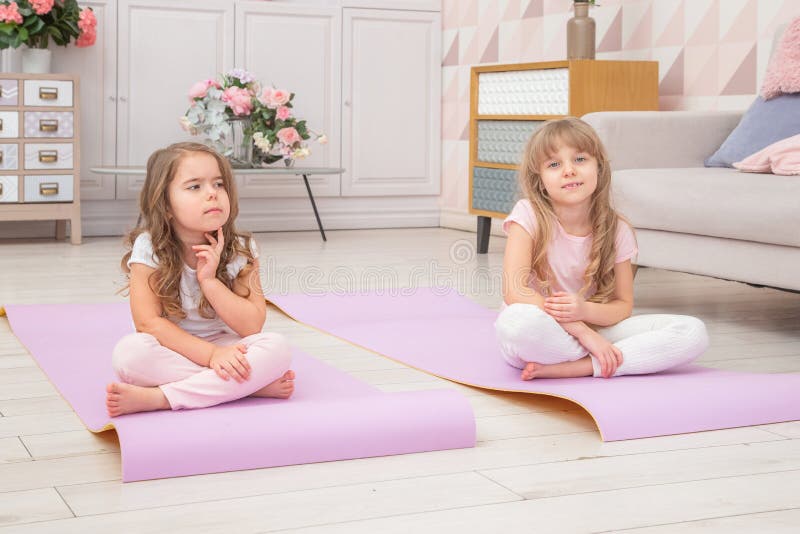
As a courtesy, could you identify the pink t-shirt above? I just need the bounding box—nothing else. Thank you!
[503,199,638,299]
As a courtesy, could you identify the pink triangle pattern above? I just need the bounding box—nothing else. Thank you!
[721,0,757,43]
[688,0,719,47]
[523,0,544,19]
[598,9,622,52]
[624,4,653,50]
[655,2,684,47]
[659,50,685,96]
[721,44,756,94]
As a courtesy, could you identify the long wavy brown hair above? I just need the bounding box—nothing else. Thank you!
[518,117,632,303]
[120,142,255,319]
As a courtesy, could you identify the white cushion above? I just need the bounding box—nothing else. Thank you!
[612,167,800,247]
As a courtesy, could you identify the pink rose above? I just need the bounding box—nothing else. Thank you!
[31,0,54,16]
[76,28,96,47]
[0,3,24,24]
[277,127,301,147]
[276,106,291,120]
[188,79,218,100]
[222,86,253,116]
[257,86,291,109]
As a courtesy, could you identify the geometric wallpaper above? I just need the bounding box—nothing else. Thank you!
[440,0,800,217]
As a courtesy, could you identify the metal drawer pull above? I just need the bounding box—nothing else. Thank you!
[39,182,59,196]
[0,87,3,98]
[39,119,58,132]
[0,183,3,195]
[0,151,3,164]
[39,87,58,100]
[38,150,58,163]
[0,118,3,131]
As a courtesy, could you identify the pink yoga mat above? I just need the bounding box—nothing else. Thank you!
[4,303,476,482]
[267,288,800,441]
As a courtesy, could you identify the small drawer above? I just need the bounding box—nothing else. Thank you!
[0,111,20,138]
[0,143,19,170]
[0,175,18,202]
[23,80,74,107]
[24,143,73,170]
[23,174,73,202]
[0,80,19,106]
[24,111,74,138]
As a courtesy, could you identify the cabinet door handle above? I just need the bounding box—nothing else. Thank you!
[0,183,3,196]
[39,119,59,132]
[0,151,3,164]
[0,118,3,131]
[39,87,58,100]
[38,150,58,163]
[0,87,3,98]
[39,182,59,196]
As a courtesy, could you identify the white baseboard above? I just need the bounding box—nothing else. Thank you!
[439,208,505,237]
[0,196,443,239]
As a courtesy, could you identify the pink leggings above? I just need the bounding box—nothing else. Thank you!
[111,331,292,410]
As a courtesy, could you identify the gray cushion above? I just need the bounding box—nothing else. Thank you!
[705,93,800,168]
[612,167,800,247]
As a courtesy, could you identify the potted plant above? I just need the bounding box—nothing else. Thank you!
[0,1,97,73]
[181,68,326,168]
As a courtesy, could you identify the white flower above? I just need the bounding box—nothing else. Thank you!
[292,147,311,159]
[317,134,328,144]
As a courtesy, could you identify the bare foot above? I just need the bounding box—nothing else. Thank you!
[106,382,170,417]
[520,357,594,380]
[252,370,295,399]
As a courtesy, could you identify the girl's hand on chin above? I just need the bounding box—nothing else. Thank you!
[544,291,586,322]
[193,227,224,283]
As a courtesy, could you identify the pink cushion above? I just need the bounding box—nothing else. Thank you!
[733,134,800,175]
[761,17,800,100]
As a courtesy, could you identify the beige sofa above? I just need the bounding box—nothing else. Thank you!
[582,110,800,291]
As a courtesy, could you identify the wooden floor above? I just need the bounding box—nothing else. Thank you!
[1,228,799,533]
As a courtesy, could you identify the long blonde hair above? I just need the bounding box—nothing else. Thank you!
[518,117,629,303]
[121,142,255,319]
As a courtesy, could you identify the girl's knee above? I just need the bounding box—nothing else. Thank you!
[111,333,156,378]
[681,316,710,357]
[495,303,551,345]
[245,332,292,374]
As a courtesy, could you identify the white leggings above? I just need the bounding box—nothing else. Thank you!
[495,304,709,377]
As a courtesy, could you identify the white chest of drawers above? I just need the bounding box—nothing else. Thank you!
[0,73,81,244]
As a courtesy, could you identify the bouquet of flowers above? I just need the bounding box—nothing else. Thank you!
[180,68,326,167]
[0,0,97,49]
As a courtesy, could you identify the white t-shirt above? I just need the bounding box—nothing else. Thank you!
[128,232,259,338]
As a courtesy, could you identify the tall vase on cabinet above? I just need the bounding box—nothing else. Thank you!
[567,1,596,60]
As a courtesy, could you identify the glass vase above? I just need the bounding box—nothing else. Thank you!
[227,117,253,168]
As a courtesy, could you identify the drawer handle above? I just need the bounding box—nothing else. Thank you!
[38,150,58,163]
[0,151,3,164]
[0,183,3,195]
[0,87,3,98]
[39,87,59,100]
[0,118,3,131]
[39,119,59,132]
[39,182,59,196]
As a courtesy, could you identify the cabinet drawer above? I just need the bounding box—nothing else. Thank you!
[0,111,19,138]
[0,175,18,202]
[477,68,569,115]
[23,80,73,107]
[24,143,73,170]
[0,80,19,106]
[471,167,518,214]
[23,174,73,202]
[0,143,19,170]
[477,120,544,164]
[24,111,74,138]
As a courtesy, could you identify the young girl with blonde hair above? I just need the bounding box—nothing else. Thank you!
[495,118,709,380]
[106,142,294,416]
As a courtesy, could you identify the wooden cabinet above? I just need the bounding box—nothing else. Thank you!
[0,73,81,244]
[468,60,659,252]
[234,1,341,199]
[1,0,442,237]
[341,8,440,197]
